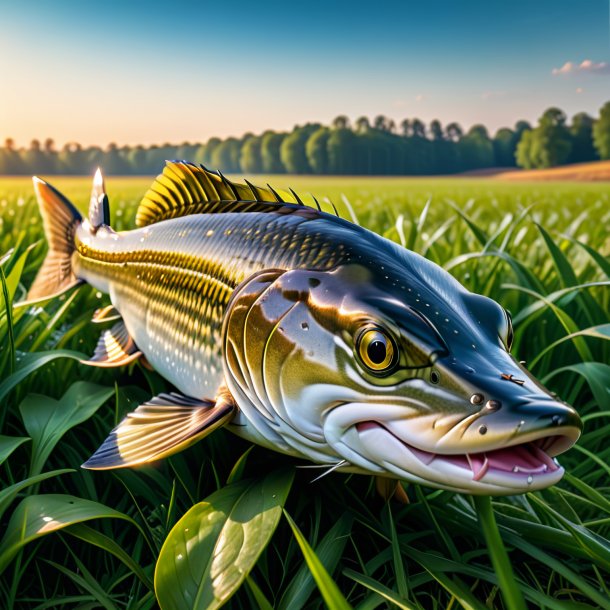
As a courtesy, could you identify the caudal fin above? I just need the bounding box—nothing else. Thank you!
[27,177,83,302]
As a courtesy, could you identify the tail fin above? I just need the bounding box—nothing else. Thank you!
[27,177,83,302]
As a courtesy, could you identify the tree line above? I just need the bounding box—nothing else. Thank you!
[1,102,609,176]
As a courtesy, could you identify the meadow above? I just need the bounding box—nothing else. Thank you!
[0,173,609,610]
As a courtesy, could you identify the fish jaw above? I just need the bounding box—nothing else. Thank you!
[322,396,580,494]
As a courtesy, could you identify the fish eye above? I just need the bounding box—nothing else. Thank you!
[504,310,514,352]
[356,326,397,374]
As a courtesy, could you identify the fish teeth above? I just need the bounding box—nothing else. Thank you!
[467,453,489,481]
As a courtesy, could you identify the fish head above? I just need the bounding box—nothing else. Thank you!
[223,253,582,495]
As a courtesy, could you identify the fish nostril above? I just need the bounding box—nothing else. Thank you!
[479,425,488,435]
[485,399,502,412]
[430,370,440,384]
[470,393,484,405]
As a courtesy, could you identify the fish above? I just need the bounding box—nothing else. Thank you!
[26,161,582,495]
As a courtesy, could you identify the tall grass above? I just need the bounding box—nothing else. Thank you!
[0,175,608,609]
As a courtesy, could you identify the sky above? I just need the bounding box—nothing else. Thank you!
[1,0,609,148]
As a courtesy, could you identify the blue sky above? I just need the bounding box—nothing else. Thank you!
[1,0,609,146]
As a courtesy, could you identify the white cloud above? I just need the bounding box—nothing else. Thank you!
[414,94,425,102]
[552,59,610,76]
[481,90,506,100]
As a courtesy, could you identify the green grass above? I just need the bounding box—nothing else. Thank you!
[0,174,609,609]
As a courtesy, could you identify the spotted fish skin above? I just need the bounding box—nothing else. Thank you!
[28,161,583,495]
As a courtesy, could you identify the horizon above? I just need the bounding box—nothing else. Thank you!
[1,0,609,148]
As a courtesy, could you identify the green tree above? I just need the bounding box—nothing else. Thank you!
[127,145,148,174]
[327,128,356,174]
[211,137,241,173]
[1,138,26,174]
[446,122,463,142]
[240,136,263,174]
[429,120,444,141]
[459,125,494,170]
[355,116,370,133]
[23,139,48,173]
[493,127,516,167]
[373,115,395,133]
[103,142,129,175]
[411,119,426,138]
[592,101,610,159]
[332,115,350,130]
[280,125,318,174]
[568,113,597,163]
[261,131,286,173]
[201,137,221,167]
[515,108,572,169]
[305,128,330,174]
[515,129,534,169]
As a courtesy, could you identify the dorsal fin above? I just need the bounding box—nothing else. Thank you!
[88,168,110,230]
[135,161,343,227]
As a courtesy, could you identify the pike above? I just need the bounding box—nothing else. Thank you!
[27,162,582,495]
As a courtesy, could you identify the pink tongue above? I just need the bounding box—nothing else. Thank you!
[484,444,557,473]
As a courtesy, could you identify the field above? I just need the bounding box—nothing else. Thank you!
[0,173,609,610]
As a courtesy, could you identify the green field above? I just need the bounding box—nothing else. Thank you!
[0,174,609,609]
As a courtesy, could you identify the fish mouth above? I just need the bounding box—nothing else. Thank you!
[354,420,573,490]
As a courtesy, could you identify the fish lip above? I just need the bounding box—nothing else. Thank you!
[353,420,572,485]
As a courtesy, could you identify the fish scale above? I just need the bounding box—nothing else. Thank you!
[74,211,348,397]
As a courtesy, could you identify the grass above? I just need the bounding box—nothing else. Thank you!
[0,173,609,609]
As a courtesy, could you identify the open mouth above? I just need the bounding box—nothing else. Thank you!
[356,421,563,482]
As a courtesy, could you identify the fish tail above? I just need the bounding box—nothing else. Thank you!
[27,176,83,302]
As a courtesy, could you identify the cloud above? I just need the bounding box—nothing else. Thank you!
[414,94,425,102]
[552,59,610,76]
[576,87,584,94]
[481,90,506,100]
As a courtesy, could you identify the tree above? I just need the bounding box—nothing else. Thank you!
[332,115,350,130]
[445,123,463,142]
[429,120,444,141]
[127,146,148,174]
[104,142,129,175]
[568,113,597,163]
[515,130,534,169]
[24,139,49,173]
[0,138,26,174]
[592,102,610,159]
[411,119,426,138]
[261,131,286,173]
[373,115,395,133]
[355,116,370,133]
[305,128,330,174]
[280,125,318,174]
[515,108,572,169]
[459,125,494,170]
[202,137,222,167]
[327,128,356,174]
[493,127,516,167]
[400,119,411,137]
[240,136,263,174]
[211,137,241,173]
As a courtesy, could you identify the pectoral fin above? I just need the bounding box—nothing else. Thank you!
[80,320,142,367]
[82,390,236,469]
